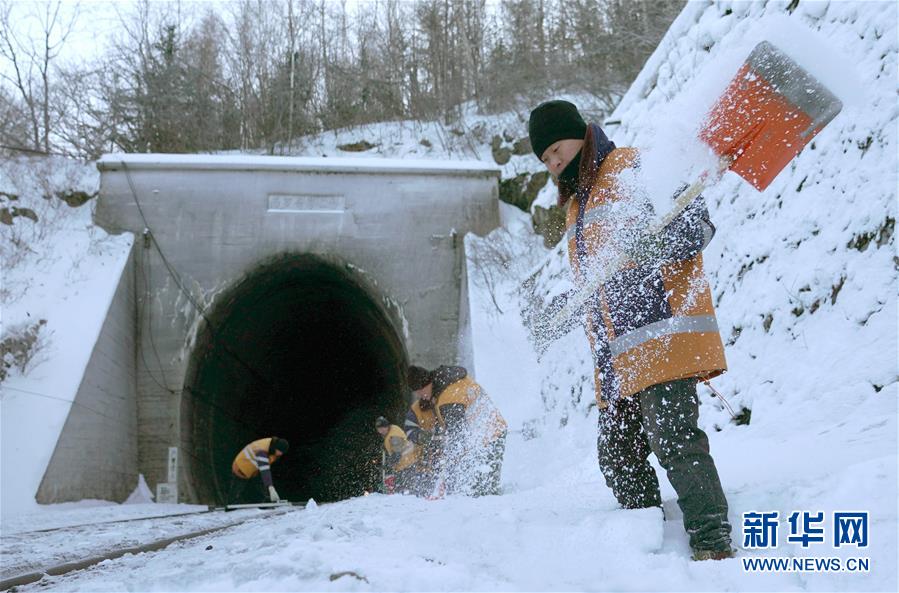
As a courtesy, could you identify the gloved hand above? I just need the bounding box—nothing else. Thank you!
[622,230,668,266]
[268,485,281,503]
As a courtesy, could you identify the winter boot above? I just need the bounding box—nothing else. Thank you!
[691,547,736,561]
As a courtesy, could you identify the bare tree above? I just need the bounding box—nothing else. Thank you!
[286,0,298,151]
[2,0,686,157]
[0,85,30,152]
[0,0,79,152]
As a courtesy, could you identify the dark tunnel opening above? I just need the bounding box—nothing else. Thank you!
[182,254,408,504]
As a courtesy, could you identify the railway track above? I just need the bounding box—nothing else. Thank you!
[0,503,304,591]
[11,501,302,536]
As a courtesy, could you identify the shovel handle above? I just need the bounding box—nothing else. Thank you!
[650,155,733,234]
[546,155,732,331]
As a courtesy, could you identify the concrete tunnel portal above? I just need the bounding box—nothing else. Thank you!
[55,154,500,507]
[182,254,409,504]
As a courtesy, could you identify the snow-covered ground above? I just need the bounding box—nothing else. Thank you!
[1,0,896,591]
[1,502,271,582]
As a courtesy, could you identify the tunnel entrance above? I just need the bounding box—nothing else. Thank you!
[182,254,408,504]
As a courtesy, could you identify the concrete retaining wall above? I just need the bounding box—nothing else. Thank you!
[37,243,139,503]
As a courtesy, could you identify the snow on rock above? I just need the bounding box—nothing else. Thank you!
[0,157,134,516]
[253,95,606,167]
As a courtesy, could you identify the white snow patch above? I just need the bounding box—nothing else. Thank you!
[124,474,155,505]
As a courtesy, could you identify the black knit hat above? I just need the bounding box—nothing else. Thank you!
[375,416,389,429]
[528,100,588,159]
[407,365,434,391]
[271,437,289,454]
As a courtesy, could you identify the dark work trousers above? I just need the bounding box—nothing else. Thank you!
[226,473,268,505]
[597,378,732,551]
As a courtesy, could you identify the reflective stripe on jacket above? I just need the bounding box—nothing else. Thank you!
[564,125,726,406]
[231,437,279,487]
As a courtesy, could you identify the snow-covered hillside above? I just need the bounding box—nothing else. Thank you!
[0,158,133,516]
[0,0,896,591]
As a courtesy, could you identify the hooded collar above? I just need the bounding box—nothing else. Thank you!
[432,365,468,399]
[557,123,616,207]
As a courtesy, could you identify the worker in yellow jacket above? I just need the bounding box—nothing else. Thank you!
[376,416,424,495]
[228,437,289,504]
[407,365,507,496]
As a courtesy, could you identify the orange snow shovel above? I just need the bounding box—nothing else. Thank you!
[700,40,842,191]
[539,41,843,345]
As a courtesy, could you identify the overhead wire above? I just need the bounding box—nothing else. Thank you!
[0,383,257,489]
[121,161,277,428]
[136,238,176,395]
[1,385,196,479]
[123,161,274,388]
[703,380,738,420]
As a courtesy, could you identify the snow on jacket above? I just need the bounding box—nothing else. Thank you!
[383,424,420,472]
[231,437,279,487]
[431,366,507,442]
[563,124,727,406]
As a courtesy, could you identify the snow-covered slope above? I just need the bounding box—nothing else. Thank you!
[611,3,896,440]
[0,158,134,516]
[233,94,605,182]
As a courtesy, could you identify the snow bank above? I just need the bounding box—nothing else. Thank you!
[124,474,155,505]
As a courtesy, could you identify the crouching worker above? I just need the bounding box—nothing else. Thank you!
[407,365,507,496]
[376,416,425,496]
[228,437,289,504]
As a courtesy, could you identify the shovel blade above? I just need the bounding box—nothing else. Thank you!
[700,41,843,191]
